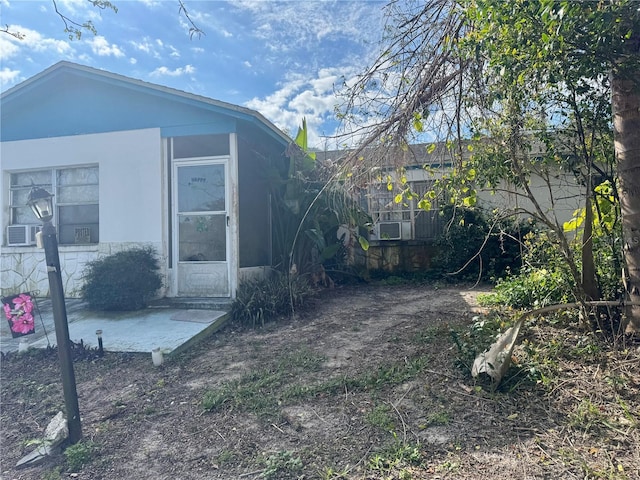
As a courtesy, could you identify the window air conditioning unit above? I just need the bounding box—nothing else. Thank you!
[7,225,41,247]
[371,221,406,241]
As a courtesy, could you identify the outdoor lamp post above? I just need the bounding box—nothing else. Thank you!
[27,187,82,444]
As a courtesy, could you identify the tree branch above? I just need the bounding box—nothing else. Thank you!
[178,0,205,39]
[1,24,24,39]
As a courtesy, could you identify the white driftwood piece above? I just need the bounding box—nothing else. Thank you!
[471,300,640,386]
[472,317,525,383]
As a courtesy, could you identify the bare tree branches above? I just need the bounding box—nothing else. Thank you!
[1,1,204,41]
[52,0,117,40]
[1,24,24,39]
[178,0,205,40]
[336,0,468,164]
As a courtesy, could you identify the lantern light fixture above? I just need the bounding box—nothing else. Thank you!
[27,187,54,223]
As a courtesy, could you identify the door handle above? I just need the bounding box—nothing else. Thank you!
[226,215,229,226]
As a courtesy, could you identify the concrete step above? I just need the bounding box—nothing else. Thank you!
[148,297,233,311]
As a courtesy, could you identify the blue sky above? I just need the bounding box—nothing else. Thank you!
[0,0,387,148]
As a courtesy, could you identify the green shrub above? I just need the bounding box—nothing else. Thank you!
[230,273,313,327]
[432,206,534,282]
[479,228,622,310]
[81,247,162,311]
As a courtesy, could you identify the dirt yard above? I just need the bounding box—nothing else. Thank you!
[1,283,639,479]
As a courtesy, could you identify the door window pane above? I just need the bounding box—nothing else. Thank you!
[178,214,226,261]
[177,164,225,212]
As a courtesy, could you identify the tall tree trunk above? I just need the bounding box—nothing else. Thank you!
[612,74,640,332]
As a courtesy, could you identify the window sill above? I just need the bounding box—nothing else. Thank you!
[3,244,99,253]
[59,244,100,251]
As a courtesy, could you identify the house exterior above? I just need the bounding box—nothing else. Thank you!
[1,62,290,299]
[318,143,585,272]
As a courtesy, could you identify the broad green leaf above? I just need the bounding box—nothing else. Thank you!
[358,235,369,251]
[320,243,341,261]
[563,215,584,232]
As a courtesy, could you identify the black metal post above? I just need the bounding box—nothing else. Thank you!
[41,221,82,444]
[96,330,104,357]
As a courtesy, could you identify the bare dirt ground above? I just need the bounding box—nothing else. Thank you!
[1,283,639,480]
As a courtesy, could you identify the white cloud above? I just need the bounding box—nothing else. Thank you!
[0,67,20,87]
[230,1,385,53]
[243,61,252,68]
[131,38,181,61]
[87,35,124,57]
[77,52,92,63]
[245,68,355,148]
[131,38,154,54]
[168,45,180,58]
[0,25,73,61]
[57,0,105,23]
[0,35,21,61]
[150,64,196,78]
[57,0,86,16]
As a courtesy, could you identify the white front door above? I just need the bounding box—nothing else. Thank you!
[173,160,230,296]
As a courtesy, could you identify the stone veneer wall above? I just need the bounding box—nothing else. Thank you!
[365,241,439,273]
[0,242,165,299]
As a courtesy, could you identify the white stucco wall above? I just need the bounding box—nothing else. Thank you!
[403,167,582,227]
[477,174,584,228]
[1,128,166,297]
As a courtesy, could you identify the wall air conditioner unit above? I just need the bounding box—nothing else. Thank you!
[370,221,413,241]
[7,225,41,246]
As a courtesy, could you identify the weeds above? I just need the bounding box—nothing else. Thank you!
[202,349,429,418]
[202,347,325,417]
[260,450,302,479]
[449,314,505,373]
[231,274,314,327]
[42,467,63,480]
[365,404,395,431]
[216,449,238,465]
[368,435,422,474]
[318,465,351,479]
[569,398,605,432]
[424,409,451,427]
[64,440,97,471]
[284,356,429,401]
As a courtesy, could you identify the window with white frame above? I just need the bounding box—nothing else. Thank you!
[367,183,412,222]
[9,166,99,245]
[367,179,444,240]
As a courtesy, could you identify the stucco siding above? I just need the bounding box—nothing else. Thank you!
[1,128,166,297]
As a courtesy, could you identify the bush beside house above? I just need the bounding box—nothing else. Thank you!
[80,247,162,311]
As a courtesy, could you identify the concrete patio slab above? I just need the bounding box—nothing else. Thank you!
[1,298,230,355]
